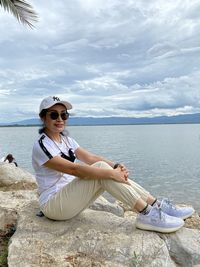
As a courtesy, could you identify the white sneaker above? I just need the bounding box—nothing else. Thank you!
[159,198,195,220]
[136,206,184,233]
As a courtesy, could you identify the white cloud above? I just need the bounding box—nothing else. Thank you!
[0,0,200,122]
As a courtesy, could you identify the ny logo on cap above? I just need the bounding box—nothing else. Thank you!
[53,96,60,101]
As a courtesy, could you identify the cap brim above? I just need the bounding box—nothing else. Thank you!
[58,101,72,110]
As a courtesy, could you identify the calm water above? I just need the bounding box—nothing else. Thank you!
[0,124,200,212]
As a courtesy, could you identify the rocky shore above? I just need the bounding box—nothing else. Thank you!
[0,163,200,267]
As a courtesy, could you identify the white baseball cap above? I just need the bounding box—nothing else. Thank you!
[39,96,72,114]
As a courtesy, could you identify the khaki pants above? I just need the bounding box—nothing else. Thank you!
[42,161,150,220]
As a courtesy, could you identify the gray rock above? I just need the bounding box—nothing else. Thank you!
[0,206,17,231]
[0,190,38,230]
[160,227,200,267]
[0,164,36,190]
[0,165,199,267]
[89,195,124,217]
[8,201,177,267]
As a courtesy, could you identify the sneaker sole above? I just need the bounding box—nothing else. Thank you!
[136,222,184,233]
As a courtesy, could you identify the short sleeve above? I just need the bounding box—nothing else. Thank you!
[32,136,60,168]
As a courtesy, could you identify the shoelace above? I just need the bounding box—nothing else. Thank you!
[159,207,165,221]
[164,198,178,211]
[154,206,165,221]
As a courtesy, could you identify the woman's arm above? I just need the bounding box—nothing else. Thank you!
[75,146,130,176]
[44,156,129,184]
[75,146,115,167]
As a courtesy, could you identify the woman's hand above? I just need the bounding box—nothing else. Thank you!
[118,163,129,174]
[112,165,130,185]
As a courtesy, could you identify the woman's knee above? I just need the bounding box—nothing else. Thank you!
[91,161,113,169]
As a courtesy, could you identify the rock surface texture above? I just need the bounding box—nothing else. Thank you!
[0,163,36,190]
[0,164,199,267]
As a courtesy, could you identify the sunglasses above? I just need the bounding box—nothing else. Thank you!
[47,111,69,121]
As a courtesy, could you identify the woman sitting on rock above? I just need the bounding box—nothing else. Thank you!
[32,96,194,233]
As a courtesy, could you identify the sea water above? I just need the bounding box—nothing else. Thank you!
[0,124,199,212]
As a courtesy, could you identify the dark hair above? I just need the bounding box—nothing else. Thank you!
[39,109,48,118]
[38,109,48,134]
[4,154,14,163]
[4,154,18,166]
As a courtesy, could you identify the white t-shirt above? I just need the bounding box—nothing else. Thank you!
[32,133,79,206]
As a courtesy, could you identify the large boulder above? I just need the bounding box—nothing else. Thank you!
[6,200,199,267]
[8,201,178,267]
[0,164,37,190]
[0,165,199,267]
[160,228,200,267]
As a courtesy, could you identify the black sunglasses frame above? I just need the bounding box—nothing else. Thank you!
[47,111,69,121]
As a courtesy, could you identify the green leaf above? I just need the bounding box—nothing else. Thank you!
[0,0,38,28]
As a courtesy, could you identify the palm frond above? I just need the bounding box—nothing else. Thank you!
[0,0,38,28]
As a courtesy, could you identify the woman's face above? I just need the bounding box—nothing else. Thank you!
[43,104,68,134]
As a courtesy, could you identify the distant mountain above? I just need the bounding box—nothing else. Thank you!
[0,113,199,126]
[67,113,200,125]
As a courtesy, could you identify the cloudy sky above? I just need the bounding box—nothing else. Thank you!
[0,0,200,123]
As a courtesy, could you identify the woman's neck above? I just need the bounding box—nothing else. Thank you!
[44,130,61,143]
